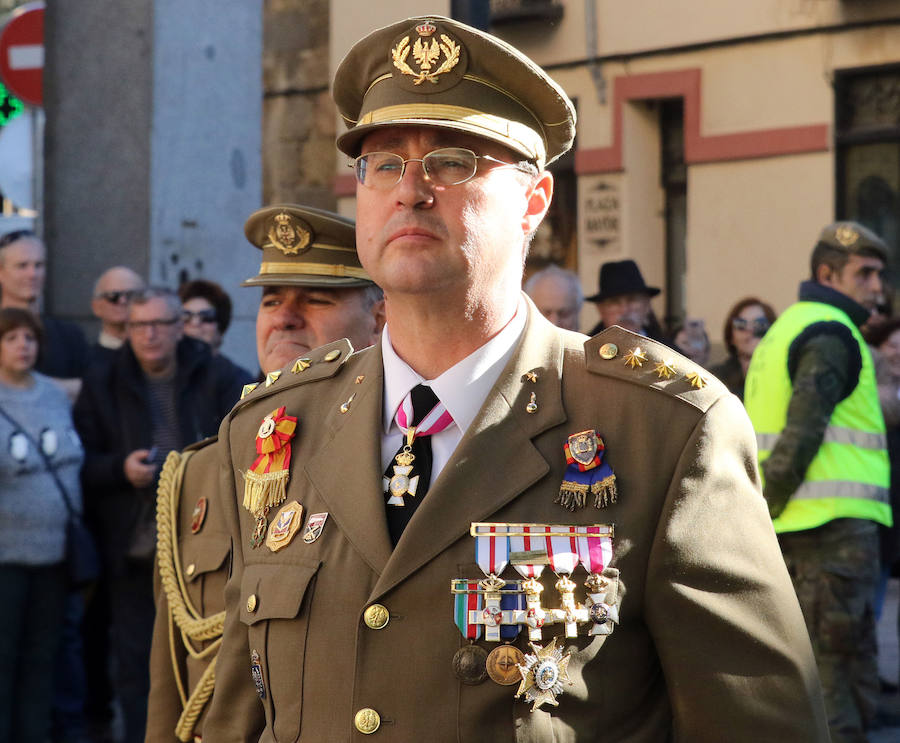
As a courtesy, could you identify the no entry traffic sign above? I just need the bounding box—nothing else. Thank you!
[0,2,44,107]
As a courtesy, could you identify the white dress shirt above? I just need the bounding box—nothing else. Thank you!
[381,298,527,486]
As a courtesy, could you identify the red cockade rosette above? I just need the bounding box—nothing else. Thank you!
[243,406,298,547]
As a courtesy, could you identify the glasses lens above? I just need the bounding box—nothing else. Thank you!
[101,290,137,304]
[129,317,178,331]
[423,148,478,186]
[184,310,217,324]
[355,152,403,189]
[732,318,748,330]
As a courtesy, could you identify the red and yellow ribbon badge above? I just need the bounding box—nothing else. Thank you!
[243,406,298,546]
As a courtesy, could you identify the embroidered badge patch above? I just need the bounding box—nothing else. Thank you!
[266,501,303,552]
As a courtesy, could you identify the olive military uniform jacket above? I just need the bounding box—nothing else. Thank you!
[204,303,827,742]
[147,438,264,742]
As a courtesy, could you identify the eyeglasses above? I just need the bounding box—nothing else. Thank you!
[96,290,140,305]
[127,317,180,332]
[182,309,217,325]
[350,147,530,190]
[732,317,770,334]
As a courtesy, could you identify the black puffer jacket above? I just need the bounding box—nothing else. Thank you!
[74,337,251,572]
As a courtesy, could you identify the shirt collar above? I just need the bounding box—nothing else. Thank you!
[382,296,527,436]
[98,330,124,349]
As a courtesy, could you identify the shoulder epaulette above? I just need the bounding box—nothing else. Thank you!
[184,434,218,453]
[233,337,355,413]
[584,326,726,412]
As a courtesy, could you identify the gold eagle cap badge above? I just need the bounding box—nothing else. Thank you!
[391,21,465,88]
[266,212,312,256]
[834,224,859,248]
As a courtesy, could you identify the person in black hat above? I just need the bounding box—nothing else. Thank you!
[586,259,666,340]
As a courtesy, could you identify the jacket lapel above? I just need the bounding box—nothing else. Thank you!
[373,301,570,598]
[304,345,393,575]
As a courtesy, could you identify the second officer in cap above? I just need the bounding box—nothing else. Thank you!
[146,206,382,742]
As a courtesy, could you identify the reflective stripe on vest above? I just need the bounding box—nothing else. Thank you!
[744,300,891,533]
[756,426,887,452]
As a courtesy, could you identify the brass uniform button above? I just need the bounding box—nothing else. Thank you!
[324,349,342,362]
[185,563,196,577]
[363,604,390,630]
[247,594,258,613]
[599,343,618,360]
[354,708,381,734]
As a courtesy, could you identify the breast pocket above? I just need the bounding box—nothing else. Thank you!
[179,533,230,615]
[240,558,321,743]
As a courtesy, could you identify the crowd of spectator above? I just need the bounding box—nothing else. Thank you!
[5,216,900,742]
[0,229,250,743]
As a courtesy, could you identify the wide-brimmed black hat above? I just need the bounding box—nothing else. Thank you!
[585,260,661,302]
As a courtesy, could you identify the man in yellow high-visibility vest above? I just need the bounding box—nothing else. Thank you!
[745,221,891,743]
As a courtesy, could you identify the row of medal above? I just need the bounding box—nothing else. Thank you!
[450,523,620,710]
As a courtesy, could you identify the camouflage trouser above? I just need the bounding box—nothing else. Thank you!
[779,518,880,743]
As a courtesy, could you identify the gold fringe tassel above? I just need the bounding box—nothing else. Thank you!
[555,480,589,511]
[242,469,289,516]
[591,475,618,509]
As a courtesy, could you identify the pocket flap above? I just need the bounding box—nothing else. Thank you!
[179,534,230,582]
[240,558,321,626]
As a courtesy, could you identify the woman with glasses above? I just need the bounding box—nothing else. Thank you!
[710,297,777,400]
[178,279,232,355]
[178,279,252,383]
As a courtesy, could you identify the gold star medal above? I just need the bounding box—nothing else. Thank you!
[515,637,573,711]
[243,406,298,548]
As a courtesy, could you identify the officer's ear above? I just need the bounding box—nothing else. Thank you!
[522,170,553,237]
[815,262,837,286]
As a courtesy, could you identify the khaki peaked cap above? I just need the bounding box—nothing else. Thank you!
[243,205,374,289]
[333,15,576,168]
[817,221,889,263]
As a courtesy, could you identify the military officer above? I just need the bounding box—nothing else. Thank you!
[204,16,828,742]
[146,206,383,742]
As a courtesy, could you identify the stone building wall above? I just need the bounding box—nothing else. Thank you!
[263,0,336,209]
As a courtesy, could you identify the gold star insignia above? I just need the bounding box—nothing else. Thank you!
[240,382,259,399]
[291,358,311,373]
[655,359,677,380]
[515,637,573,711]
[522,371,538,383]
[265,370,282,388]
[623,347,647,369]
[355,375,365,384]
[686,371,707,389]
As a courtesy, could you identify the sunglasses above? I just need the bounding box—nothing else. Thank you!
[96,290,141,305]
[182,309,218,324]
[732,317,770,334]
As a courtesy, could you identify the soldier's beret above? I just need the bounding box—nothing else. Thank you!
[243,205,374,289]
[333,15,576,168]
[816,221,888,262]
